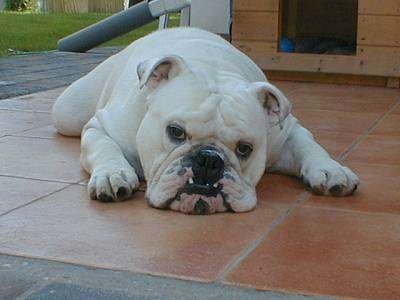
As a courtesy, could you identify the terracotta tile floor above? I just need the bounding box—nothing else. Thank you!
[0,82,399,298]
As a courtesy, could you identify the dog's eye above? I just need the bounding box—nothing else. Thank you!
[236,141,253,159]
[167,124,186,142]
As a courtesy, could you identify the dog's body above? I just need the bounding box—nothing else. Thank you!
[52,28,359,214]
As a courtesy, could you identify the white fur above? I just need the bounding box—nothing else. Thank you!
[52,28,359,213]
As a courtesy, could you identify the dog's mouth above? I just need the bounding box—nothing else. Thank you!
[180,178,222,197]
[169,182,229,215]
[171,179,230,215]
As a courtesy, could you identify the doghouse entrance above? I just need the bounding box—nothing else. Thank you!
[279,0,358,55]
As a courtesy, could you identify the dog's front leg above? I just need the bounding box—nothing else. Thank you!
[273,124,359,196]
[81,117,139,202]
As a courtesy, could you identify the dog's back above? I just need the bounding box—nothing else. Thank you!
[52,28,265,137]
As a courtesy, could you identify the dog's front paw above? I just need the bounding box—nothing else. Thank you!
[302,160,359,196]
[88,167,139,202]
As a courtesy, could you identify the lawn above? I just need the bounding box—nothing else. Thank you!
[0,11,178,56]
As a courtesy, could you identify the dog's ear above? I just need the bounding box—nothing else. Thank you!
[249,82,292,126]
[137,55,188,90]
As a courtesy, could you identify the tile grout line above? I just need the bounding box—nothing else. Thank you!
[1,130,55,141]
[302,201,400,218]
[4,60,107,76]
[0,174,86,185]
[216,191,311,282]
[0,67,99,86]
[0,108,52,114]
[337,98,400,162]
[0,86,67,100]
[0,184,73,218]
[0,50,119,67]
[9,134,55,140]
[10,124,55,139]
[10,121,58,139]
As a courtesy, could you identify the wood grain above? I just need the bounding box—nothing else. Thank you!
[359,0,400,15]
[232,11,279,41]
[233,0,279,12]
[266,53,399,77]
[358,15,400,47]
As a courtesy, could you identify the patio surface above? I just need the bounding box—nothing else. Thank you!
[0,50,400,299]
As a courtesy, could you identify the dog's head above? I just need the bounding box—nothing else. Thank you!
[136,55,291,214]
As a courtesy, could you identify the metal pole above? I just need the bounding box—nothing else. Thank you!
[58,1,154,53]
[57,0,191,53]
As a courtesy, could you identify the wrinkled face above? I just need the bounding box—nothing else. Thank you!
[136,74,268,214]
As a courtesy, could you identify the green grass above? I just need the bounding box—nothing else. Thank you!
[0,11,179,56]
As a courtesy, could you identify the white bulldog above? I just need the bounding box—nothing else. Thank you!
[52,28,359,214]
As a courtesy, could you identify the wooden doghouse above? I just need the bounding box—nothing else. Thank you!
[232,0,400,87]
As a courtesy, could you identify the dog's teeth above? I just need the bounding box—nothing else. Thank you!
[213,183,218,188]
[188,178,194,184]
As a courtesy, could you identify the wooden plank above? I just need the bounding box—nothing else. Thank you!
[357,46,400,77]
[257,53,344,73]
[233,41,277,59]
[266,71,388,87]
[359,0,400,15]
[234,42,400,77]
[232,11,278,41]
[386,77,400,88]
[233,0,279,12]
[238,44,400,77]
[358,15,400,47]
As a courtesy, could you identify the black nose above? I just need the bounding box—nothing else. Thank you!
[192,147,224,185]
[194,199,210,215]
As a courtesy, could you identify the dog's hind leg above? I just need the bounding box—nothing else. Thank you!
[52,57,117,137]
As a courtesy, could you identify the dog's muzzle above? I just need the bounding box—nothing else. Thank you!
[180,146,225,214]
